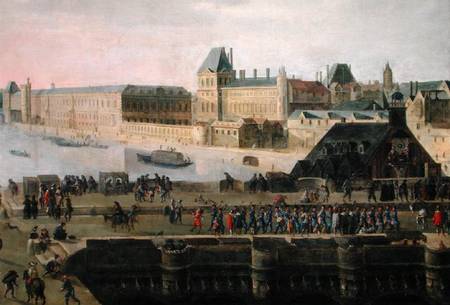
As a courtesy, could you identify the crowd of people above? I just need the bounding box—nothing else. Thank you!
[21,183,75,222]
[1,222,79,303]
[2,262,80,305]
[365,179,450,203]
[133,173,173,203]
[61,175,98,196]
[190,204,406,235]
[186,203,450,236]
[16,174,97,222]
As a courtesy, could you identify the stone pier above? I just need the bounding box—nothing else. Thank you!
[61,235,450,305]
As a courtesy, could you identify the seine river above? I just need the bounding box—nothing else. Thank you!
[0,125,299,186]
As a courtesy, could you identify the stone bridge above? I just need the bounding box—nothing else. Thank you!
[61,235,450,305]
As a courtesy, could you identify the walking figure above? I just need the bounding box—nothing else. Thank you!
[61,275,81,305]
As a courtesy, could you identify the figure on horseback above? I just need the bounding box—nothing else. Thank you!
[103,201,129,231]
[23,262,46,305]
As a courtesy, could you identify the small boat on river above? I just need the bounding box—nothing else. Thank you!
[52,138,86,147]
[9,149,30,158]
[243,155,259,167]
[89,143,109,149]
[137,150,193,168]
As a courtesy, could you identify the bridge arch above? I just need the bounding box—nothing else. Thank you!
[366,293,432,305]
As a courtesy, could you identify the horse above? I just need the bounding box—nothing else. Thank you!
[103,213,130,231]
[31,277,46,305]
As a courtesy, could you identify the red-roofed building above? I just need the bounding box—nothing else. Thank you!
[288,80,331,111]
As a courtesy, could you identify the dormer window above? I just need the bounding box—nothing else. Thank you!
[358,144,365,154]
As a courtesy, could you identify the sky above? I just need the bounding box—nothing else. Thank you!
[0,0,449,90]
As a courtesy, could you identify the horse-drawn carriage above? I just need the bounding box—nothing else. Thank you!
[99,172,130,196]
[22,175,60,197]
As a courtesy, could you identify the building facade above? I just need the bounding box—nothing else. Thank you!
[195,47,330,123]
[288,110,388,149]
[2,81,192,139]
[211,118,259,148]
[195,47,234,122]
[121,85,191,125]
[291,92,441,184]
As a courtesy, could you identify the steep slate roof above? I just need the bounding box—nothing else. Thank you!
[30,85,189,96]
[288,109,387,121]
[326,63,355,85]
[5,81,20,94]
[197,47,233,73]
[398,80,449,99]
[417,80,445,91]
[333,99,383,111]
[224,77,277,88]
[305,122,390,165]
[32,85,128,95]
[303,112,323,119]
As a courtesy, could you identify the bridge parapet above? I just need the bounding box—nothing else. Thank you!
[60,235,449,305]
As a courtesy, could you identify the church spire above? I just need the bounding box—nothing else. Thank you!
[383,62,393,91]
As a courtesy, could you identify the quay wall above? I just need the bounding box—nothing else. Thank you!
[62,235,450,305]
[11,122,303,173]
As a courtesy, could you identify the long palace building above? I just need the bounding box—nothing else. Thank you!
[2,79,194,141]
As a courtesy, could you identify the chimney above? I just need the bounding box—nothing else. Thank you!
[230,48,233,68]
[319,71,323,83]
[292,74,295,79]
[389,92,407,127]
[253,69,257,79]
[266,68,270,79]
[326,65,330,87]
[410,81,413,97]
[239,70,245,80]
[315,72,319,81]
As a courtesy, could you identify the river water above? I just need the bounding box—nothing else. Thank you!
[0,125,299,186]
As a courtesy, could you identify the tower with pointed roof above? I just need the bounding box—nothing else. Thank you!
[383,62,393,91]
[196,47,234,122]
[3,81,20,123]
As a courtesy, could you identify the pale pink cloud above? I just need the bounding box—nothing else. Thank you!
[0,0,448,91]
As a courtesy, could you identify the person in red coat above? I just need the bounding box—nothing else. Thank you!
[226,210,234,235]
[190,209,203,234]
[433,206,444,235]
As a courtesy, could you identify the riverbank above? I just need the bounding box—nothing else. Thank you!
[0,124,304,186]
[12,122,308,172]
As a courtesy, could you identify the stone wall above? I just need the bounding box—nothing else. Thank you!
[63,235,450,305]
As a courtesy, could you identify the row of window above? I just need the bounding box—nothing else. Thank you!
[293,91,326,98]
[124,101,190,112]
[198,76,232,88]
[214,129,238,136]
[125,118,190,125]
[198,91,216,97]
[201,102,215,113]
[227,103,276,114]
[223,90,277,97]
[47,97,118,109]
[126,124,191,137]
